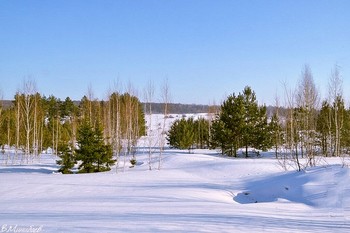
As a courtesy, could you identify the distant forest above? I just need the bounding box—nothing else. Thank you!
[1,100,279,115]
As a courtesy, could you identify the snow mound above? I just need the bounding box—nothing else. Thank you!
[234,165,350,210]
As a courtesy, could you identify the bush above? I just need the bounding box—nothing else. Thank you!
[130,158,137,166]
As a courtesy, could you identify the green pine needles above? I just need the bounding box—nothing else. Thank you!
[211,86,272,157]
[56,144,75,174]
[56,120,115,174]
[167,86,274,157]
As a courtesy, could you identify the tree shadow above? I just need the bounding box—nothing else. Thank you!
[233,171,314,206]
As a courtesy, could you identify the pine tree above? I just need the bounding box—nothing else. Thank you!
[193,118,210,149]
[210,118,227,155]
[167,118,195,152]
[253,105,271,154]
[341,108,350,153]
[179,118,195,152]
[316,101,331,156]
[75,121,115,173]
[242,86,259,157]
[219,93,245,156]
[210,86,271,157]
[56,144,75,174]
[94,124,115,172]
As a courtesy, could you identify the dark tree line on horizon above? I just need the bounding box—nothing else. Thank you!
[0,99,215,114]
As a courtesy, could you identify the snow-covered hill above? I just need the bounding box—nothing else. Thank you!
[0,114,349,232]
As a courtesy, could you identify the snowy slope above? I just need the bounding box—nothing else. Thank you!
[1,114,350,232]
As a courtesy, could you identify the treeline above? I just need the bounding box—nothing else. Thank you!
[167,65,350,170]
[1,100,218,114]
[0,80,146,165]
[147,103,213,114]
[273,65,349,170]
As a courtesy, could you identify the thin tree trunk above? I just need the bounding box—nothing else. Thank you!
[15,96,20,164]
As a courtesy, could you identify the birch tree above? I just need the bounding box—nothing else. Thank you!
[14,92,21,162]
[110,90,122,172]
[46,95,60,156]
[328,65,343,157]
[159,78,171,170]
[20,79,37,163]
[271,94,284,159]
[145,80,155,170]
[296,65,319,166]
[283,82,302,171]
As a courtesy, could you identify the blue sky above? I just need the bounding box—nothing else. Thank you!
[0,0,349,105]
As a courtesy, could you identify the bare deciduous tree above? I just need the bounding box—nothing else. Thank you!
[87,84,94,125]
[283,82,302,171]
[296,65,319,166]
[328,65,343,157]
[158,78,171,170]
[20,79,37,163]
[144,80,155,171]
[113,80,122,173]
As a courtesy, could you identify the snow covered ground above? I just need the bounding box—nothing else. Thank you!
[1,114,350,232]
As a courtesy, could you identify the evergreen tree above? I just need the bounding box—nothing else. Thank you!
[341,108,350,152]
[167,118,195,152]
[316,101,331,156]
[253,105,272,154]
[210,118,227,155]
[210,86,271,157]
[219,93,245,156]
[75,121,115,173]
[193,118,210,149]
[180,118,195,152]
[60,97,77,119]
[242,86,260,157]
[56,144,75,174]
[94,124,115,172]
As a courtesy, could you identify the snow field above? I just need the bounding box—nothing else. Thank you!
[0,113,350,232]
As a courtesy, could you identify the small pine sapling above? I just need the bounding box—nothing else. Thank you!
[56,144,75,174]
